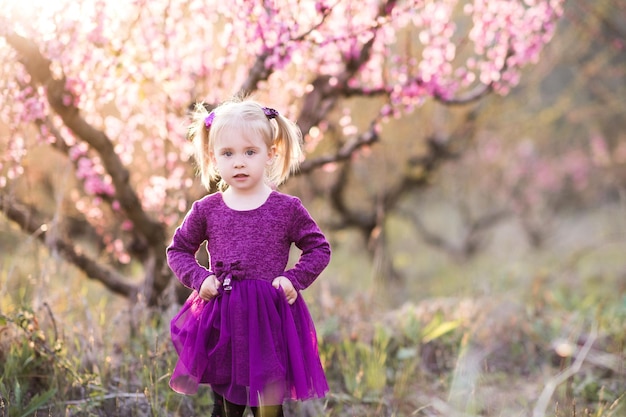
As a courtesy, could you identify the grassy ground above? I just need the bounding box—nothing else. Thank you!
[0,203,625,416]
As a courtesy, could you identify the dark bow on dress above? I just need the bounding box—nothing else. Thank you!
[214,261,243,292]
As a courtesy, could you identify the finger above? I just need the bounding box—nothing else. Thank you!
[200,289,216,301]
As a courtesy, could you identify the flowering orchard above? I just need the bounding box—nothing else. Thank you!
[0,0,563,303]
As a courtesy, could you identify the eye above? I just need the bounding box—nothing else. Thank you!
[222,150,232,157]
[245,149,257,156]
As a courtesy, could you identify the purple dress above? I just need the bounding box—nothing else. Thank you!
[167,191,331,406]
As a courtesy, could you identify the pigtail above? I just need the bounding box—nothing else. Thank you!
[188,102,213,190]
[271,114,303,185]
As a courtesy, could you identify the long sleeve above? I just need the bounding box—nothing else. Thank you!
[282,198,331,291]
[166,200,212,292]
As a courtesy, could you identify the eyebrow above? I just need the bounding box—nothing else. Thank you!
[216,145,261,152]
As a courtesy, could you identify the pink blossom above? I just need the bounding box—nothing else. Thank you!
[589,133,611,167]
[0,0,564,251]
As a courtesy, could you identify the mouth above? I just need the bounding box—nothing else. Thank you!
[233,174,248,178]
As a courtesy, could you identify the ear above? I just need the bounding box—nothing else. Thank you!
[266,145,277,165]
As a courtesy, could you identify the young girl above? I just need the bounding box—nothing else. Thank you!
[167,98,331,417]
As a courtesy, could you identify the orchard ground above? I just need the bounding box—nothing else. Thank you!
[1,200,624,416]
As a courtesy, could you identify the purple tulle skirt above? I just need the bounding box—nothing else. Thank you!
[170,279,329,406]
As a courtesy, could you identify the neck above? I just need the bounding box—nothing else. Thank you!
[222,185,272,210]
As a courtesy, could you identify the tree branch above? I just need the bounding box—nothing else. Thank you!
[5,31,165,246]
[238,51,272,96]
[297,0,398,136]
[400,207,509,261]
[0,194,137,299]
[298,120,381,174]
[435,83,494,106]
[5,30,171,303]
[325,161,376,234]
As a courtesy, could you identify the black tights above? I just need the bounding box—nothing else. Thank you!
[212,390,284,417]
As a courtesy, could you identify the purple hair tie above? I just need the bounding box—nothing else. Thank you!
[204,112,215,129]
[263,107,279,120]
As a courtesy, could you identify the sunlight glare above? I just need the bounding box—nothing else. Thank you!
[3,0,132,39]
[2,0,69,35]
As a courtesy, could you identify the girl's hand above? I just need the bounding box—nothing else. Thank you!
[199,275,221,301]
[272,276,298,305]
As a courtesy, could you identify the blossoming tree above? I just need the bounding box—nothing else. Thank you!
[0,0,563,304]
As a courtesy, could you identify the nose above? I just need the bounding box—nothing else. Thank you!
[233,156,245,168]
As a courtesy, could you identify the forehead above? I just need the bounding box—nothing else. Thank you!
[214,125,267,149]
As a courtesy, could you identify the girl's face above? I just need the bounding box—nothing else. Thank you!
[211,127,275,194]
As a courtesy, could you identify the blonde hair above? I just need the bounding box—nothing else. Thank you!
[188,98,303,191]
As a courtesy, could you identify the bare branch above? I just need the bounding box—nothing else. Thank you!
[325,161,376,233]
[0,194,137,298]
[298,121,386,234]
[400,207,509,261]
[400,208,460,256]
[298,121,381,174]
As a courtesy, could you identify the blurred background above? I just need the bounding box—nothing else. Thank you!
[0,0,624,416]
